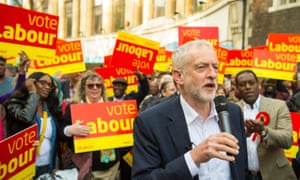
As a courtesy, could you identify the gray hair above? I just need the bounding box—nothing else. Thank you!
[172,40,214,71]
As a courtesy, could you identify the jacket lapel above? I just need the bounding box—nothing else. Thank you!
[166,96,191,155]
[258,96,268,112]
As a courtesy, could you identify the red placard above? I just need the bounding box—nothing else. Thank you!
[252,49,297,80]
[0,124,38,180]
[178,26,219,46]
[154,47,173,72]
[28,39,86,75]
[0,4,58,48]
[268,33,300,62]
[103,55,113,68]
[71,101,138,153]
[215,46,229,84]
[0,4,59,67]
[110,31,160,74]
[284,112,300,159]
[225,49,254,75]
[94,67,137,97]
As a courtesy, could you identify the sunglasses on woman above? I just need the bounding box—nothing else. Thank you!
[86,83,102,89]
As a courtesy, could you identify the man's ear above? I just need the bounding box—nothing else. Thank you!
[172,70,183,85]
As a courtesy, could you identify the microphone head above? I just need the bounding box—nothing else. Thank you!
[214,95,228,113]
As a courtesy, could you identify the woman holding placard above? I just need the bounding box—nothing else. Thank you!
[4,71,64,178]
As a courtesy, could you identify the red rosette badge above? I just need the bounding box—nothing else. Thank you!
[252,112,270,142]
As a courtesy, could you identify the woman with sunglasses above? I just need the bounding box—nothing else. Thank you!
[4,71,64,178]
[61,71,110,180]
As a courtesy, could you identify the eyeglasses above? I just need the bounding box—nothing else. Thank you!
[37,80,55,89]
[86,83,102,89]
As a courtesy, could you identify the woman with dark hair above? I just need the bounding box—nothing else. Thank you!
[4,71,64,178]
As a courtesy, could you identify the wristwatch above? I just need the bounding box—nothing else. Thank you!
[261,130,267,137]
[261,128,268,140]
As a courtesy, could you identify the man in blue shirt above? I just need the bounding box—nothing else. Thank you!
[0,56,14,96]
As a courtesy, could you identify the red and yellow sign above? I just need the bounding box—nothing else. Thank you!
[0,124,38,180]
[123,150,133,167]
[178,26,219,46]
[71,101,138,153]
[28,39,86,75]
[153,47,172,72]
[225,49,254,75]
[103,55,113,68]
[94,67,138,97]
[268,33,300,62]
[0,4,58,68]
[252,49,297,80]
[215,46,229,84]
[284,112,300,159]
[110,31,160,74]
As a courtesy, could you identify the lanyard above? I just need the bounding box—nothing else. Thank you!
[36,111,48,155]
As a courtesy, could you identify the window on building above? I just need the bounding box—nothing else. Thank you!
[155,0,165,17]
[280,0,287,5]
[94,3,103,34]
[66,0,72,38]
[114,0,125,31]
[281,0,298,4]
[194,0,219,12]
[269,0,300,12]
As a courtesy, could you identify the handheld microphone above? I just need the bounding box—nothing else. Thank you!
[214,95,236,164]
[214,96,238,172]
[214,96,231,134]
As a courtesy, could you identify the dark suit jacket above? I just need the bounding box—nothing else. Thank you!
[132,95,248,180]
[61,80,71,100]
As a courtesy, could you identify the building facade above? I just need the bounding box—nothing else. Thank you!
[244,0,300,48]
[1,0,299,64]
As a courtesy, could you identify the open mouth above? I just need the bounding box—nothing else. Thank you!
[204,82,216,88]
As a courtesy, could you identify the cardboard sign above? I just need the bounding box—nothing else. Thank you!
[94,67,138,98]
[225,49,254,75]
[178,26,219,46]
[123,150,133,167]
[284,112,300,159]
[103,55,113,68]
[268,33,300,62]
[215,46,229,84]
[252,49,297,80]
[0,4,58,70]
[110,31,160,74]
[71,101,138,153]
[153,47,172,72]
[27,39,86,75]
[0,124,38,180]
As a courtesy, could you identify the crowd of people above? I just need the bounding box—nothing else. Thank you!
[0,39,300,180]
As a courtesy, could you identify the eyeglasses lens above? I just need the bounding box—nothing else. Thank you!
[87,84,102,89]
[38,80,54,89]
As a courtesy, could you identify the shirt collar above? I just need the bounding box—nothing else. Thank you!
[180,95,218,125]
[113,94,126,101]
[243,94,261,109]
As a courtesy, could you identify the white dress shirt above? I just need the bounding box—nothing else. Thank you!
[181,95,231,180]
[243,95,261,171]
